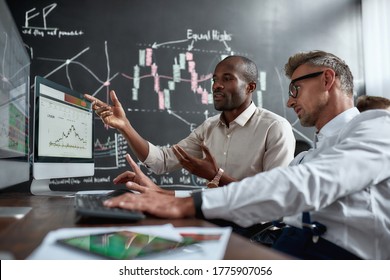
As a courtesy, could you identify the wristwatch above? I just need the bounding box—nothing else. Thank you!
[207,168,224,188]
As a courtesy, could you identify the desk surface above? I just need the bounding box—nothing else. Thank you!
[0,191,291,260]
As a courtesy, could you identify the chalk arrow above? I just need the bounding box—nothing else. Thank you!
[222,40,231,52]
[152,39,190,49]
[187,40,194,51]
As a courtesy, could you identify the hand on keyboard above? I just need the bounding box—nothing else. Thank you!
[74,190,145,221]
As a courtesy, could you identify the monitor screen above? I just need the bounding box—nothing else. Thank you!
[0,0,30,190]
[31,76,94,195]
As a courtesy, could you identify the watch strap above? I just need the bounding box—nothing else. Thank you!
[192,190,205,219]
[207,168,224,188]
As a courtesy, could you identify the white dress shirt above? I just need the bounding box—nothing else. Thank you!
[144,102,295,180]
[201,108,390,259]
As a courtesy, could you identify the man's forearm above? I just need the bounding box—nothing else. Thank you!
[118,122,150,161]
[219,173,237,186]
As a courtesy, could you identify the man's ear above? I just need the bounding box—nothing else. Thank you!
[324,69,337,91]
[247,81,257,94]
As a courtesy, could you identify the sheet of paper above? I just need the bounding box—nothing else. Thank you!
[27,224,231,260]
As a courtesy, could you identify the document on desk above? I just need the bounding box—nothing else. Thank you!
[27,224,231,260]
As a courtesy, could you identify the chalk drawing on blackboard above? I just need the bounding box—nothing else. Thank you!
[22,3,84,38]
[122,49,213,110]
[35,41,120,98]
[94,133,129,170]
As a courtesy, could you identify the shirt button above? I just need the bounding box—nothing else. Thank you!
[223,152,227,155]
[227,134,231,138]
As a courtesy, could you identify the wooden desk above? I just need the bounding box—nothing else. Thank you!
[0,192,291,260]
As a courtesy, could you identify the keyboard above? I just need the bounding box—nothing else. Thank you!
[74,189,146,221]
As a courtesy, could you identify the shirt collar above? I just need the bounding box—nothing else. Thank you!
[316,107,360,144]
[219,102,257,127]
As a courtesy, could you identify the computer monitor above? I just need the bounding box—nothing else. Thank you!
[0,0,32,219]
[31,76,94,196]
[0,0,30,190]
[0,79,29,188]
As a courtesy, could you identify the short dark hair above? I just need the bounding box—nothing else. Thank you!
[222,55,258,83]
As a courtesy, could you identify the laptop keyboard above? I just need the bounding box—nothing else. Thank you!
[74,189,145,221]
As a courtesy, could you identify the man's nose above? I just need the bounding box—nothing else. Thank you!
[212,81,223,92]
[286,96,295,108]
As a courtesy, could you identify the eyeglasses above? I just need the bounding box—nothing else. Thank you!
[288,71,324,98]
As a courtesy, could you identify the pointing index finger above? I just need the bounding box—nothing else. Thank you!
[126,154,141,172]
[84,94,106,108]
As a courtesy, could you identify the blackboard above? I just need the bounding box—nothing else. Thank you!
[6,0,364,191]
